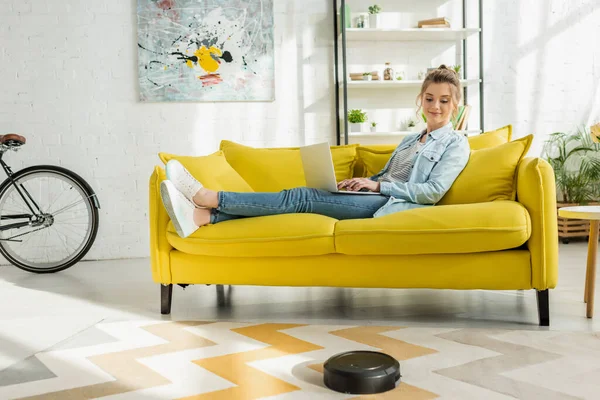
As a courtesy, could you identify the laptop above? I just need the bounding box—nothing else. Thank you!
[299,142,380,195]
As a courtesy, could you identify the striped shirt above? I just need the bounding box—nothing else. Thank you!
[378,140,425,183]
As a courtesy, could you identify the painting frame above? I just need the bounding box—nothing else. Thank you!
[137,0,275,102]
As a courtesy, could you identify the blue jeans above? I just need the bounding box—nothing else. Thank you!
[210,187,389,224]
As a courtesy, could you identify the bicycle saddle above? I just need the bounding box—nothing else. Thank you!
[0,134,26,146]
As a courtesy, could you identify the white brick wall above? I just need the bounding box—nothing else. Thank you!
[483,0,600,155]
[0,0,335,261]
[0,0,598,261]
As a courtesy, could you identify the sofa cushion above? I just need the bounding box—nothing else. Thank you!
[355,145,398,177]
[219,140,358,192]
[334,201,530,255]
[166,213,337,257]
[467,124,512,150]
[158,150,253,192]
[438,134,533,205]
[355,125,514,177]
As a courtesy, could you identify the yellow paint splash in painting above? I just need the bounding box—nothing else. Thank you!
[195,45,223,73]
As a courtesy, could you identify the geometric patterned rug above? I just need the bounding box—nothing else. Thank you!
[1,321,599,399]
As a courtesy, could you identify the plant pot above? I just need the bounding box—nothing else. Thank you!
[362,75,372,81]
[370,126,377,133]
[350,123,363,133]
[369,14,379,28]
[556,201,600,243]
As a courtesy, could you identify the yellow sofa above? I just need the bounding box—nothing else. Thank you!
[149,127,558,326]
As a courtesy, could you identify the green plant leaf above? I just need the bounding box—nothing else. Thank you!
[348,109,367,123]
[544,127,600,203]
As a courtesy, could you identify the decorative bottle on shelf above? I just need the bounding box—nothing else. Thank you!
[383,62,395,81]
[357,15,366,28]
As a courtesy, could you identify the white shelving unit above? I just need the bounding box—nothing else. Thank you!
[344,28,480,42]
[334,0,484,145]
[344,79,481,89]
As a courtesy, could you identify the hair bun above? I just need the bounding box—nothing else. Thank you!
[438,64,449,70]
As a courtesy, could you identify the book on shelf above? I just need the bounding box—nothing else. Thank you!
[418,17,451,28]
[454,105,472,131]
[451,106,465,128]
[350,77,381,81]
[419,23,451,28]
[349,71,380,81]
[350,71,379,77]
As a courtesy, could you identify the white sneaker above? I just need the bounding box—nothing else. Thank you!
[160,180,200,238]
[165,160,203,206]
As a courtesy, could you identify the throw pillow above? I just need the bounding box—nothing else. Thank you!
[467,124,512,150]
[158,150,254,192]
[437,134,533,205]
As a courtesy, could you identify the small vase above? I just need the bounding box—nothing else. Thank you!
[350,123,362,133]
[369,14,379,28]
[383,62,395,81]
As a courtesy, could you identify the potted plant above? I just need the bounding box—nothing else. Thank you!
[370,122,377,132]
[451,64,462,77]
[362,72,372,81]
[348,109,367,132]
[543,127,600,243]
[368,4,381,28]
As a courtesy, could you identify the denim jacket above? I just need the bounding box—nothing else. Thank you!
[370,122,470,218]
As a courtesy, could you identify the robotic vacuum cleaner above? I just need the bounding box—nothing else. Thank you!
[323,351,401,394]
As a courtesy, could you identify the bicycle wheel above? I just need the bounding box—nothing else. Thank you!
[0,165,99,273]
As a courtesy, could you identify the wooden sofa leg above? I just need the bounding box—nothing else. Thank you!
[536,289,549,326]
[161,284,173,315]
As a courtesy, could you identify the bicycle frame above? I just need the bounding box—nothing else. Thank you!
[0,148,45,233]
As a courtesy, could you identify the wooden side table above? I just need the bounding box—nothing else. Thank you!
[558,206,600,318]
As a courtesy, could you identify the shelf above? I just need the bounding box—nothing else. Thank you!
[348,130,481,137]
[343,28,481,42]
[343,79,480,89]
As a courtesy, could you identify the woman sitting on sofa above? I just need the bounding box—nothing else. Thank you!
[161,65,470,238]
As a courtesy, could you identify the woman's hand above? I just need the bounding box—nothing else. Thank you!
[337,178,380,192]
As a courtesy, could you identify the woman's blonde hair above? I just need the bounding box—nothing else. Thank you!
[416,64,462,119]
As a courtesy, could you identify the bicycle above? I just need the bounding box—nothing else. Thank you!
[0,134,100,273]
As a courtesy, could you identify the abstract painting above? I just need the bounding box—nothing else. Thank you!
[137,0,274,102]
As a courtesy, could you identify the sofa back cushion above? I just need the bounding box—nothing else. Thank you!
[467,125,512,150]
[158,150,254,192]
[437,134,533,205]
[219,140,358,192]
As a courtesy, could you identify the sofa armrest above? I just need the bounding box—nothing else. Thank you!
[149,166,173,284]
[516,157,558,289]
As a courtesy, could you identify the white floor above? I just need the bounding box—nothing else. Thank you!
[0,241,598,372]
